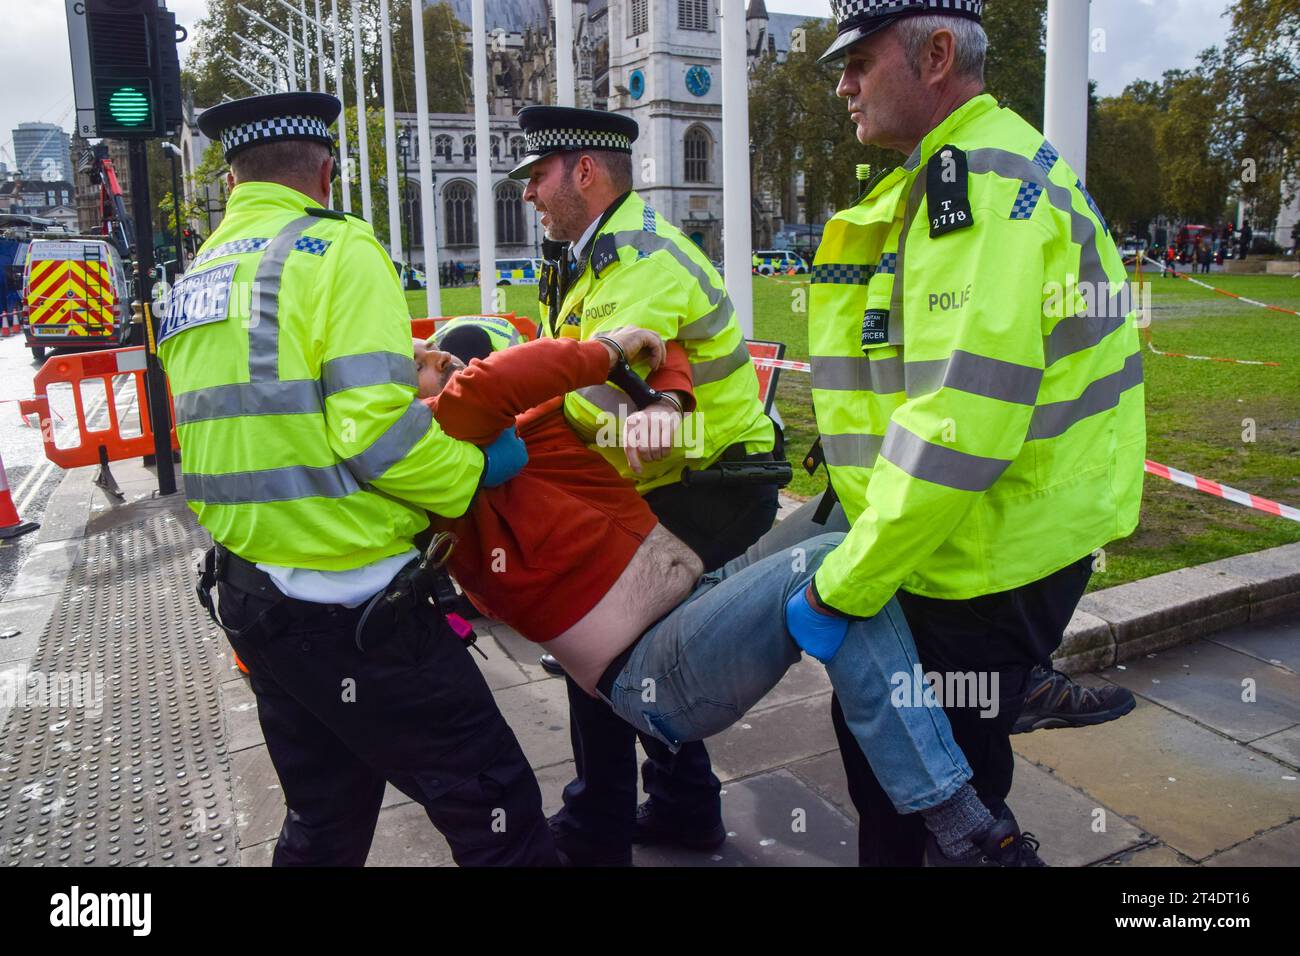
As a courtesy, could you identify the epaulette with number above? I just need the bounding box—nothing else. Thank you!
[925,144,974,238]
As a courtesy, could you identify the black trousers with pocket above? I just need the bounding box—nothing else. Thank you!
[830,555,1094,865]
[220,580,558,867]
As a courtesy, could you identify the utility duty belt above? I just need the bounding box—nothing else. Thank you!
[196,535,483,656]
[681,444,792,488]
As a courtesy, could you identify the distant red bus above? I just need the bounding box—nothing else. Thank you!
[1175,224,1214,263]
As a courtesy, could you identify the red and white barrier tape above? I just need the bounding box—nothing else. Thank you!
[1142,328,1280,367]
[1141,256,1300,316]
[751,356,1298,522]
[1145,460,1300,523]
[752,356,811,373]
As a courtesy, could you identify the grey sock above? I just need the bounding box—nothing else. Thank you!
[920,784,996,859]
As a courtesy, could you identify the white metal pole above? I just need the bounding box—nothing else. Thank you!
[314,0,327,94]
[555,0,575,107]
[720,0,753,336]
[285,19,299,90]
[470,0,495,313]
[380,0,403,261]
[332,0,351,212]
[300,2,312,90]
[411,0,441,315]
[1043,0,1090,183]
[352,3,373,222]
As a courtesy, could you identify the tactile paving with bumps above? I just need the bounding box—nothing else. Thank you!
[0,507,233,866]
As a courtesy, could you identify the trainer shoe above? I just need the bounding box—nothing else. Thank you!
[1013,665,1136,734]
[925,808,1047,867]
[631,800,727,852]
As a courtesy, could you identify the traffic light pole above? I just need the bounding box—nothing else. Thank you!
[127,139,178,497]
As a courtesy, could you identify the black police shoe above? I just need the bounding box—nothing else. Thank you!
[631,800,727,852]
[1013,665,1136,734]
[547,815,633,867]
[539,653,565,677]
[924,808,1047,867]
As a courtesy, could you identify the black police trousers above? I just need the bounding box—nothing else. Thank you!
[830,554,1093,866]
[220,580,558,867]
[552,474,780,851]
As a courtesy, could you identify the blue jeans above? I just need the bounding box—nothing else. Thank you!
[599,533,972,814]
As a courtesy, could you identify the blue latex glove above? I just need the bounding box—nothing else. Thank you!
[784,585,850,663]
[481,426,528,487]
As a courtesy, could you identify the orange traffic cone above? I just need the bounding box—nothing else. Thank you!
[0,311,12,337]
[0,451,38,540]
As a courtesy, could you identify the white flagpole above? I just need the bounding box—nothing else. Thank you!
[331,0,351,212]
[471,0,495,313]
[720,0,753,336]
[352,2,373,222]
[314,0,327,93]
[411,0,441,316]
[555,0,574,107]
[300,2,312,89]
[380,0,403,262]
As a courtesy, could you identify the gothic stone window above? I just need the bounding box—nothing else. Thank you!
[509,136,526,161]
[684,126,711,183]
[496,181,526,246]
[403,180,422,247]
[629,0,648,37]
[464,134,476,160]
[679,0,709,31]
[444,180,476,246]
[435,134,453,161]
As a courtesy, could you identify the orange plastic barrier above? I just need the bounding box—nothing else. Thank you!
[18,347,179,470]
[411,312,537,343]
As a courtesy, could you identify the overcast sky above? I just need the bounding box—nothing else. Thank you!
[1,0,1235,172]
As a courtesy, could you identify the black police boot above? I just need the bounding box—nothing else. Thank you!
[631,800,727,852]
[538,653,565,677]
[924,807,1047,867]
[547,815,633,867]
[1013,665,1136,734]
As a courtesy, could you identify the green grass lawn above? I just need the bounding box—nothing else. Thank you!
[411,270,1300,590]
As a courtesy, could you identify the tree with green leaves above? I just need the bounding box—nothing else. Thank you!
[185,1,468,113]
[1086,92,1163,238]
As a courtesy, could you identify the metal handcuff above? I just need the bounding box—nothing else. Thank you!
[594,333,683,413]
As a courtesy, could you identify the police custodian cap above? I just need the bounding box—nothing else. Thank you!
[198,92,341,162]
[820,0,983,64]
[508,106,639,180]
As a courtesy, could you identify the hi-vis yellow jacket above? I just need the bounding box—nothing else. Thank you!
[810,94,1146,618]
[158,181,484,571]
[540,190,773,493]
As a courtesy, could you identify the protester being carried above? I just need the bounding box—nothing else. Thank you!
[412,330,1044,866]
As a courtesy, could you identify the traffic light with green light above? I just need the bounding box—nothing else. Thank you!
[80,0,182,138]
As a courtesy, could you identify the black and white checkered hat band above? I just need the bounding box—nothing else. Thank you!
[830,0,982,28]
[524,128,632,155]
[220,115,331,154]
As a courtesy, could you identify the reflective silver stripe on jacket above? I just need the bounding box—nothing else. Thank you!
[880,423,1011,493]
[1027,350,1143,441]
[811,354,904,395]
[691,340,751,386]
[904,350,1043,404]
[609,231,736,342]
[821,432,885,469]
